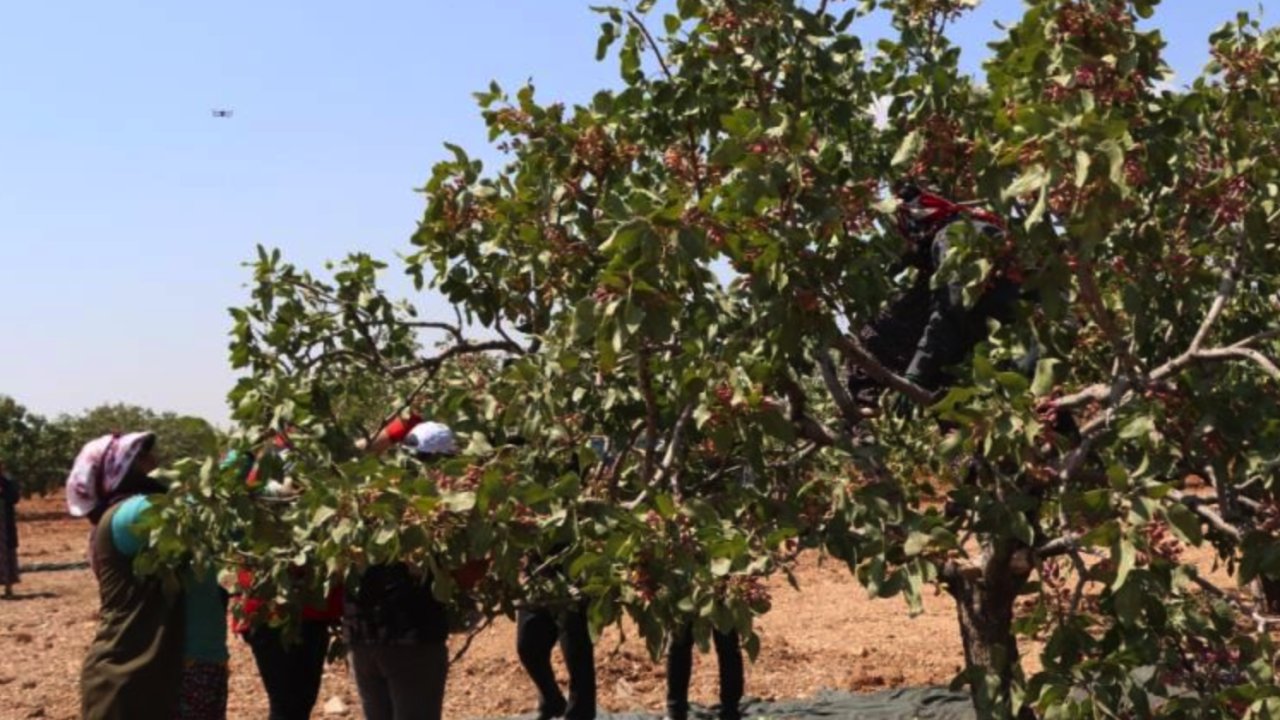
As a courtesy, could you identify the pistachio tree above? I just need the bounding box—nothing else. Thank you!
[146,1,1280,717]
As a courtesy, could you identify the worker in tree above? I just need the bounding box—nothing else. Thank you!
[848,181,1022,407]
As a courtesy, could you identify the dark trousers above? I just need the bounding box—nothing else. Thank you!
[348,642,449,720]
[666,626,744,720]
[516,607,597,720]
[245,622,331,720]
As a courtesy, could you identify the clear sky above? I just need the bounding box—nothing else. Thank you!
[0,1,1270,424]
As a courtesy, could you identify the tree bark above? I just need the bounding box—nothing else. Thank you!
[945,546,1031,719]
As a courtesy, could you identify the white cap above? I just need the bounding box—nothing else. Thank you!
[404,422,458,457]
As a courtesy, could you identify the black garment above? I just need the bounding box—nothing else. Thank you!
[666,626,744,720]
[850,218,1021,400]
[343,563,448,646]
[1,474,18,550]
[245,621,331,720]
[903,227,1021,391]
[849,275,934,404]
[516,606,597,720]
[348,641,448,720]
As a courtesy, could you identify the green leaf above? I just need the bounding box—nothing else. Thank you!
[1101,140,1126,187]
[1009,512,1035,546]
[596,22,619,61]
[569,552,601,578]
[1119,414,1155,441]
[677,0,702,18]
[891,130,923,168]
[443,492,477,512]
[1112,536,1136,590]
[1003,164,1050,200]
[1164,504,1203,546]
[1025,186,1049,228]
[311,506,337,526]
[1074,150,1091,188]
[904,531,931,558]
[374,527,397,546]
[1031,358,1061,397]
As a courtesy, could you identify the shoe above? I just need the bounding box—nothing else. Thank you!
[535,698,568,720]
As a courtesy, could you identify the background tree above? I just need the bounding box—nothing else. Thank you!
[0,396,71,497]
[63,403,221,466]
[0,397,221,496]
[148,2,1280,718]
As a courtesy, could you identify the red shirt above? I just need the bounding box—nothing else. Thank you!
[232,569,343,633]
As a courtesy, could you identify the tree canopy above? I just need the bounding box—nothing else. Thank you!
[151,1,1280,717]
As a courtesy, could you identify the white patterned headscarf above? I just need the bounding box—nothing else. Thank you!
[65,432,156,519]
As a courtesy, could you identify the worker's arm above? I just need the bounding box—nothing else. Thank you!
[363,414,424,456]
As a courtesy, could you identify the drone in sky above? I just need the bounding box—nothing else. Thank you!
[211,109,234,118]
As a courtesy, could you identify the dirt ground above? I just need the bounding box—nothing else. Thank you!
[0,495,1235,720]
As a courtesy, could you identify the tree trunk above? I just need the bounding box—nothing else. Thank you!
[945,547,1031,719]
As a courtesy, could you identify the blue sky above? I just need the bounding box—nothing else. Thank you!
[0,1,1270,424]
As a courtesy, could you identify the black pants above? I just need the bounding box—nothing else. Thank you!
[667,626,744,720]
[516,606,597,720]
[245,621,331,720]
[348,641,449,720]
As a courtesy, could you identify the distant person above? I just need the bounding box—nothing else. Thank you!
[0,461,19,598]
[67,432,230,720]
[343,420,460,720]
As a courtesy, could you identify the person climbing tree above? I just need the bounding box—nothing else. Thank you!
[848,181,1022,408]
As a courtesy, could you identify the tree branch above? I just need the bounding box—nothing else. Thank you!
[777,375,838,447]
[1231,328,1280,349]
[656,403,695,498]
[626,10,674,82]
[1190,262,1239,353]
[833,334,935,406]
[389,340,522,377]
[1058,316,1279,420]
[637,349,660,484]
[1036,533,1084,559]
[1192,346,1280,381]
[1166,487,1243,543]
[1067,548,1089,617]
[817,351,865,428]
[492,317,529,355]
[1075,257,1145,381]
[595,425,641,502]
[406,321,465,343]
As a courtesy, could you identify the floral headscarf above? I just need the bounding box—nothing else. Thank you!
[65,432,156,519]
